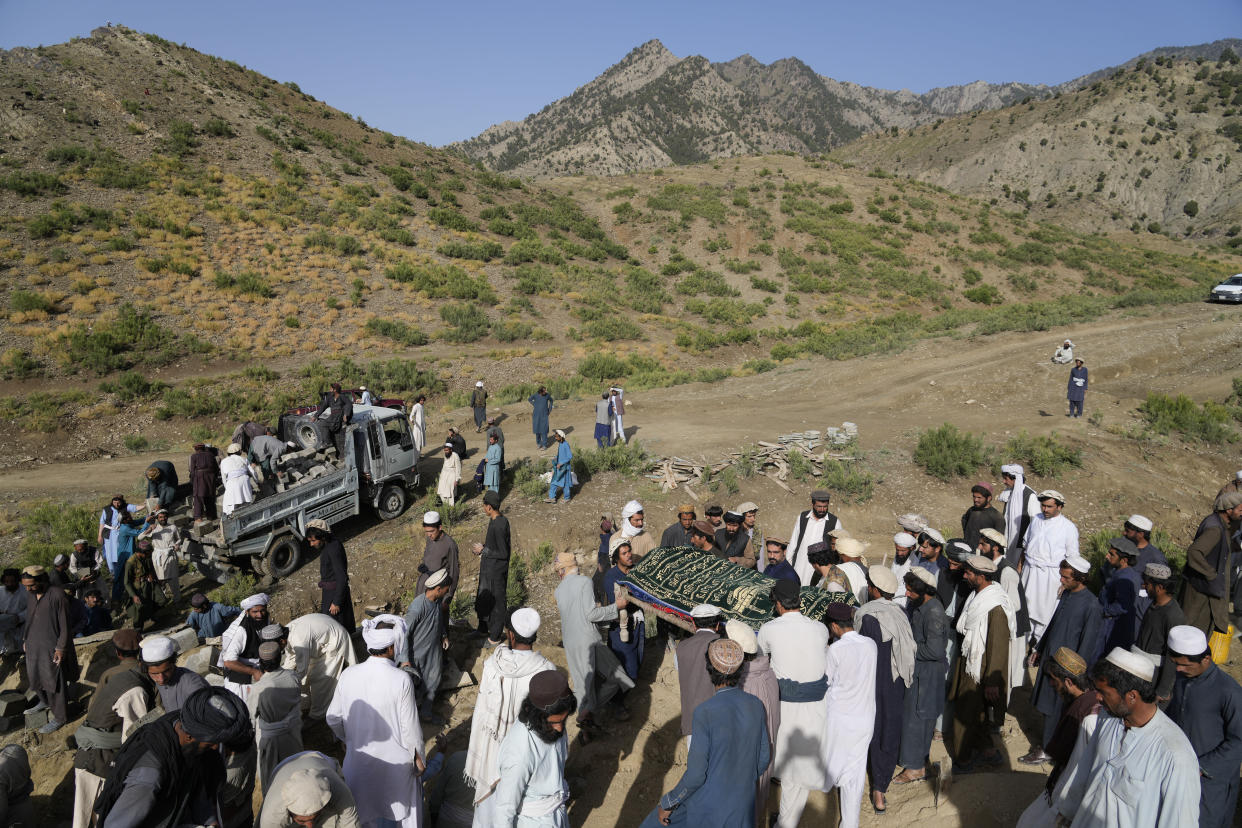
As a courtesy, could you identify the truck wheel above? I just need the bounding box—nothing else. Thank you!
[261,535,303,580]
[375,483,407,520]
[292,418,331,450]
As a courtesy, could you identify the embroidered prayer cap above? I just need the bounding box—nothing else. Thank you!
[141,635,176,663]
[20,565,44,578]
[979,528,1007,548]
[112,628,141,651]
[306,519,330,532]
[690,604,722,620]
[707,638,745,675]
[53,554,69,566]
[1126,514,1153,532]
[361,618,399,650]
[1215,491,1242,511]
[1236,469,1242,480]
[240,593,270,611]
[725,619,759,654]
[422,511,441,526]
[1064,555,1091,574]
[824,602,854,623]
[258,642,282,662]
[922,527,946,546]
[810,489,832,502]
[226,443,243,455]
[907,567,937,590]
[1052,647,1087,677]
[827,527,852,539]
[893,532,918,548]
[967,554,997,574]
[736,502,759,515]
[691,520,716,537]
[765,535,788,548]
[509,607,540,637]
[259,624,285,641]
[135,539,153,553]
[527,669,572,708]
[868,565,899,596]
[608,535,632,557]
[555,551,578,570]
[621,500,644,519]
[1143,562,1172,581]
[1167,625,1209,657]
[1037,489,1066,504]
[676,503,696,516]
[971,481,993,495]
[1108,537,1139,560]
[1000,464,1024,477]
[282,768,333,817]
[425,568,450,589]
[897,513,929,533]
[835,538,865,559]
[1103,646,1156,682]
[482,490,500,509]
[447,426,459,434]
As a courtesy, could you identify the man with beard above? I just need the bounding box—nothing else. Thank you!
[219,593,270,703]
[641,639,770,828]
[715,512,754,568]
[1020,490,1079,643]
[94,687,253,828]
[437,442,462,507]
[786,490,843,585]
[961,483,1004,551]
[21,565,79,733]
[617,500,657,559]
[471,491,510,647]
[403,569,450,723]
[122,540,159,631]
[308,520,354,633]
[1015,648,1101,828]
[1167,625,1242,828]
[494,670,575,826]
[327,618,426,828]
[727,620,780,827]
[1022,555,1101,766]
[142,635,209,713]
[139,510,182,605]
[999,464,1039,565]
[72,629,156,828]
[601,536,644,682]
[888,533,919,609]
[893,567,948,785]
[762,537,799,585]
[1183,491,1242,639]
[855,566,914,814]
[1055,648,1199,826]
[660,505,696,549]
[1136,563,1186,703]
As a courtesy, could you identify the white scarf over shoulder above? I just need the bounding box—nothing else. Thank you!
[956,583,1016,683]
[464,646,554,803]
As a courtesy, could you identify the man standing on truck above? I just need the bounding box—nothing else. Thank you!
[307,520,354,634]
[189,443,219,524]
[314,383,354,457]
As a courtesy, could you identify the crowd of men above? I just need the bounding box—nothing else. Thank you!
[7,422,1242,828]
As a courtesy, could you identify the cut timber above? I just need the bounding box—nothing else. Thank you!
[764,472,792,493]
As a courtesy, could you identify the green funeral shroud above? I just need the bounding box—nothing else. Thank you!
[619,545,855,629]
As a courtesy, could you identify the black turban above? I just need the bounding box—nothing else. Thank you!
[180,687,253,749]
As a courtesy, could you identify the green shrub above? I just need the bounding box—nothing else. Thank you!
[582,317,644,341]
[819,458,875,503]
[506,554,529,607]
[914,423,994,481]
[99,371,167,401]
[61,303,204,374]
[436,240,504,261]
[750,276,781,293]
[1003,431,1083,477]
[1,170,65,196]
[964,284,1003,305]
[427,208,478,232]
[1138,393,1235,442]
[211,573,258,607]
[530,541,556,572]
[439,304,490,342]
[123,434,149,452]
[0,349,42,380]
[204,118,235,137]
[578,353,628,381]
[385,261,495,302]
[214,270,274,298]
[572,440,650,477]
[510,457,554,500]
[10,290,53,313]
[17,501,97,568]
[493,320,534,343]
[364,318,429,347]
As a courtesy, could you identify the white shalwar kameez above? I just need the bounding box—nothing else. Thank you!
[1020,513,1079,641]
[1054,709,1200,828]
[837,561,867,604]
[409,402,426,455]
[219,616,259,703]
[998,564,1028,696]
[757,611,830,828]
[787,513,844,585]
[494,723,569,828]
[820,631,877,828]
[466,647,555,828]
[437,452,462,506]
[327,656,425,828]
[283,613,358,720]
[1016,711,1100,828]
[889,557,914,609]
[219,453,256,515]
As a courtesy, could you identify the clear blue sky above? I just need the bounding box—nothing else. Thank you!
[2,0,1238,146]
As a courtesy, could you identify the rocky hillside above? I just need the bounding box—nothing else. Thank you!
[833,51,1242,237]
[453,38,1242,180]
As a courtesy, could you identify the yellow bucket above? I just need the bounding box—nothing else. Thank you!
[1210,625,1234,665]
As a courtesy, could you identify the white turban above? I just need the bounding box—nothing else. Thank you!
[621,500,645,538]
[361,618,400,651]
[621,500,643,519]
[240,593,269,611]
[1001,463,1024,476]
[893,532,917,548]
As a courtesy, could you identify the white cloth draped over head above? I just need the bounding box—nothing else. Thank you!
[241,593,270,611]
[1001,463,1030,550]
[956,583,1017,683]
[620,500,644,538]
[855,600,915,688]
[362,616,403,651]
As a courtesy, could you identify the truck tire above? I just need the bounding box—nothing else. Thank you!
[375,483,407,521]
[259,535,303,580]
[292,418,331,451]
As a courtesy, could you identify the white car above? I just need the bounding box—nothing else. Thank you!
[1211,274,1242,303]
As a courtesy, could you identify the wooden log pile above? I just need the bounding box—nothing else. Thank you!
[642,423,860,498]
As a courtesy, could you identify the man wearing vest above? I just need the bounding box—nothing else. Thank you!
[219,593,271,703]
[786,489,843,586]
[999,464,1039,567]
[71,628,156,828]
[977,528,1031,701]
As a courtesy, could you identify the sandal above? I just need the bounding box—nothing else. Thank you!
[871,791,886,815]
[891,769,927,785]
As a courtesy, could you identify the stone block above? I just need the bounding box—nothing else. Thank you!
[0,715,20,733]
[204,673,225,687]
[181,644,215,676]
[24,708,48,730]
[168,626,199,655]
[0,692,26,718]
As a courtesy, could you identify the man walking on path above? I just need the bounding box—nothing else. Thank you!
[470,381,487,433]
[528,387,553,450]
[546,431,573,503]
[1067,358,1088,418]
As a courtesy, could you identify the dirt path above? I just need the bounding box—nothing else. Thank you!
[4,300,1242,827]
